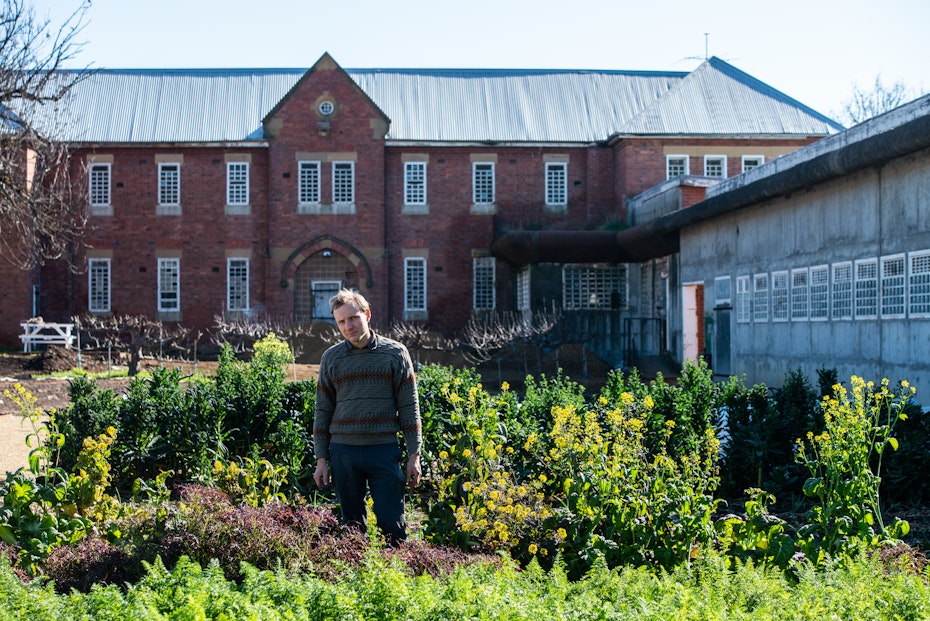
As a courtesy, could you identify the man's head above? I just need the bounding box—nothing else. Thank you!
[330,289,372,348]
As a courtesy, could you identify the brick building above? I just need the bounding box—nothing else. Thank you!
[4,53,842,357]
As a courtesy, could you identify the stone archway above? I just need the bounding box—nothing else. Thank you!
[293,250,358,322]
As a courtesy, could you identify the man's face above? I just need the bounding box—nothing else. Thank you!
[333,301,372,348]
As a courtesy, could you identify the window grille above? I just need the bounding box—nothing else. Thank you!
[855,259,878,319]
[704,156,726,178]
[404,162,426,205]
[333,161,355,204]
[516,267,531,312]
[89,163,111,206]
[88,258,110,313]
[880,255,906,318]
[909,251,930,317]
[790,268,809,320]
[473,257,496,310]
[158,163,180,206]
[299,161,321,204]
[736,275,751,323]
[831,262,853,320]
[666,155,688,178]
[545,162,567,206]
[227,258,249,312]
[473,162,495,204]
[752,273,768,322]
[404,257,426,312]
[562,264,627,310]
[771,271,789,322]
[227,162,249,205]
[810,265,829,320]
[158,258,180,312]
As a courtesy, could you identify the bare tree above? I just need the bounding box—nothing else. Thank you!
[0,0,92,270]
[386,319,458,365]
[837,75,916,127]
[76,313,190,376]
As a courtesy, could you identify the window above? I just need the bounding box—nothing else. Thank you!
[790,268,809,320]
[752,273,768,322]
[909,251,930,317]
[158,163,180,206]
[563,264,627,310]
[880,254,906,318]
[854,258,878,319]
[736,275,751,323]
[404,257,427,312]
[831,262,853,320]
[810,265,829,320]
[704,155,727,178]
[404,162,426,205]
[741,156,764,172]
[771,270,789,322]
[666,155,689,179]
[545,162,567,206]
[517,267,531,313]
[298,161,321,204]
[227,258,249,312]
[473,257,496,311]
[227,162,249,205]
[473,162,495,204]
[88,258,110,313]
[158,258,180,312]
[89,163,111,206]
[332,161,355,204]
[714,276,732,307]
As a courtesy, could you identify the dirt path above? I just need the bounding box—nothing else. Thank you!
[0,412,42,475]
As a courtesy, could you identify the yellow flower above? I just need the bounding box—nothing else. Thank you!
[462,449,472,458]
[556,528,567,539]
[620,392,635,405]
[528,543,538,555]
[643,395,654,409]
[439,450,449,460]
[501,381,510,391]
[538,474,548,483]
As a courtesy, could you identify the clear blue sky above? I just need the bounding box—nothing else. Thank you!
[40,0,929,121]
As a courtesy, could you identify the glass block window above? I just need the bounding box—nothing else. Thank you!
[909,251,930,317]
[752,273,768,322]
[880,254,906,318]
[227,258,249,312]
[771,270,789,322]
[790,268,809,321]
[666,155,688,179]
[89,163,111,206]
[404,162,426,205]
[88,258,110,313]
[545,162,567,206]
[298,161,321,204]
[562,264,628,310]
[473,257,496,311]
[226,162,249,206]
[332,161,355,204]
[714,276,732,306]
[736,275,751,323]
[704,155,727,178]
[158,258,180,312]
[404,257,427,312]
[158,163,180,206]
[742,156,764,172]
[473,162,495,204]
[831,262,853,320]
[516,267,531,312]
[854,258,878,319]
[810,265,829,320]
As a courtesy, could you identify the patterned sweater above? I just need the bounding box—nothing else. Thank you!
[313,332,422,460]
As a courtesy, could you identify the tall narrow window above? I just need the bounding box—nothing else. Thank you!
[736,275,751,323]
[831,262,853,320]
[158,163,180,206]
[880,254,906,318]
[790,268,809,321]
[752,273,768,322]
[473,257,496,311]
[88,258,111,313]
[227,162,249,205]
[517,267,531,313]
[404,257,427,312]
[158,258,180,312]
[545,162,567,206]
[854,258,878,319]
[666,155,689,179]
[473,162,495,204]
[771,270,789,322]
[704,155,727,178]
[909,251,930,317]
[89,163,111,206]
[298,161,321,204]
[714,276,732,307]
[404,162,426,205]
[810,265,829,320]
[227,258,250,313]
[332,161,355,204]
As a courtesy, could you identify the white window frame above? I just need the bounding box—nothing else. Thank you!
[545,162,567,206]
[704,155,727,178]
[741,155,764,173]
[158,162,180,207]
[562,264,628,310]
[752,273,768,322]
[473,162,495,205]
[473,257,496,311]
[771,270,789,322]
[226,162,249,206]
[736,275,751,323]
[89,163,111,206]
[516,267,531,313]
[404,161,426,206]
[157,258,180,312]
[909,250,930,318]
[790,268,809,321]
[714,275,732,307]
[831,262,853,320]
[298,160,321,205]
[809,264,829,321]
[880,254,906,319]
[404,257,427,312]
[227,258,250,313]
[88,258,111,313]
[666,155,689,179]
[332,161,355,204]
[854,258,879,319]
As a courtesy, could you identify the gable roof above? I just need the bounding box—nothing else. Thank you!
[40,55,843,144]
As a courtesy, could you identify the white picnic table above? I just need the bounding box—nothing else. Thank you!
[19,321,76,352]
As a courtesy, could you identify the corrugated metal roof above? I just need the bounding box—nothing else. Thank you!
[39,58,843,144]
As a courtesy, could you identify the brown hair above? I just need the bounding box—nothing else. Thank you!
[329,288,370,314]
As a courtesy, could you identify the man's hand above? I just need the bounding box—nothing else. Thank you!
[314,458,330,488]
[406,453,422,488]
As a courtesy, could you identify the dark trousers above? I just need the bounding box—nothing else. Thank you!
[329,442,407,543]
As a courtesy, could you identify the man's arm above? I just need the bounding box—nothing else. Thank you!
[406,452,421,488]
[314,457,330,488]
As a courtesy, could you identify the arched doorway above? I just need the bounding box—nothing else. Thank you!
[293,250,359,322]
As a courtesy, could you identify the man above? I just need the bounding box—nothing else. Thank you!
[313,289,422,543]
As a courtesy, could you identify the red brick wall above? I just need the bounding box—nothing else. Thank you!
[0,259,34,349]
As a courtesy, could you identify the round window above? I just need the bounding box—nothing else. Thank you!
[318,100,335,116]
